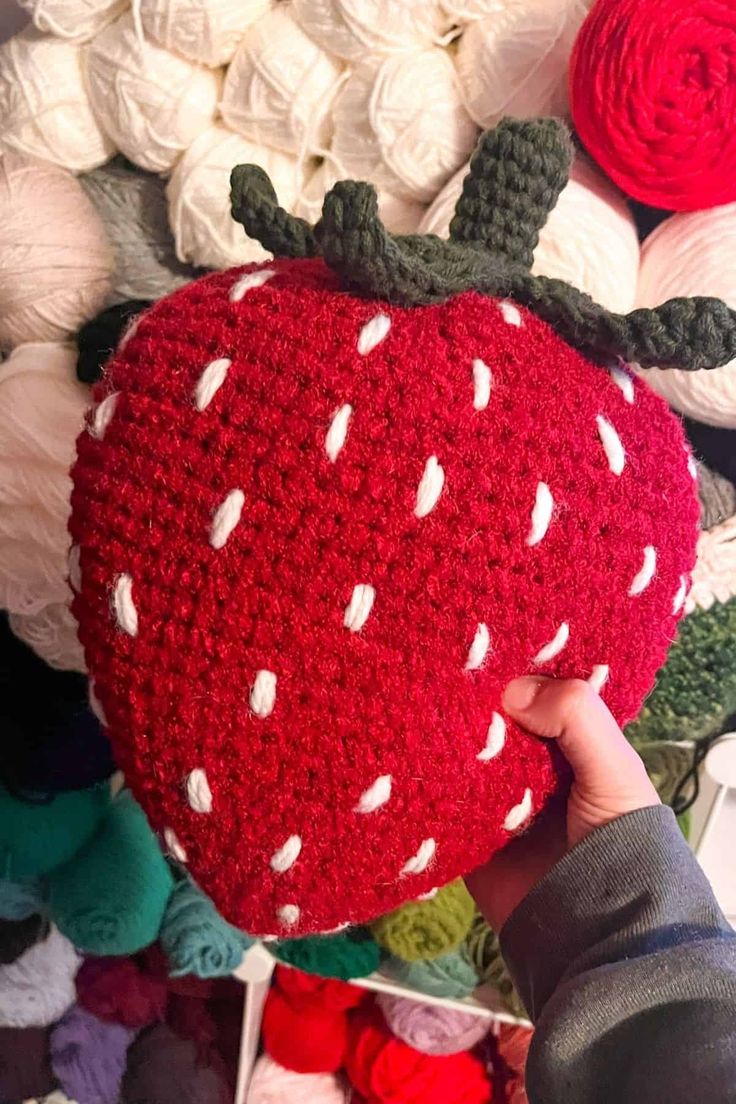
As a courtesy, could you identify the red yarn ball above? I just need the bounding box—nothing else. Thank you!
[76,955,167,1029]
[274,965,366,1012]
[570,0,736,210]
[262,987,348,1074]
[346,1006,491,1104]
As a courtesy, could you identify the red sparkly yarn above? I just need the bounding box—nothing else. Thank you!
[274,966,366,1012]
[262,986,348,1074]
[570,0,736,210]
[70,259,699,936]
[346,1006,491,1104]
[75,955,167,1029]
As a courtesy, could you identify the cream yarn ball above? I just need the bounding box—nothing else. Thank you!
[440,0,498,20]
[0,342,90,672]
[246,1056,349,1104]
[332,49,478,203]
[168,125,306,271]
[454,0,592,128]
[296,159,426,234]
[221,6,343,157]
[420,153,639,313]
[86,13,222,174]
[136,0,274,67]
[0,152,113,351]
[291,0,450,62]
[636,205,736,428]
[0,29,114,173]
[15,0,128,41]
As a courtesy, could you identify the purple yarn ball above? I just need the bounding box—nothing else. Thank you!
[50,1004,137,1104]
[377,993,489,1056]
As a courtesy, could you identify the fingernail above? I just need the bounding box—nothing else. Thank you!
[503,677,543,714]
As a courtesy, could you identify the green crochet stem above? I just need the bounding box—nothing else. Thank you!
[230,118,736,373]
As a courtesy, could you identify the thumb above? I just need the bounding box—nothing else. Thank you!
[502,676,659,807]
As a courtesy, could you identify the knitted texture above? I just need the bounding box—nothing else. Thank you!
[77,300,153,385]
[570,0,736,211]
[380,950,479,1000]
[625,596,736,746]
[370,881,474,963]
[274,927,381,980]
[462,914,525,1018]
[0,783,109,879]
[160,878,253,978]
[70,250,700,936]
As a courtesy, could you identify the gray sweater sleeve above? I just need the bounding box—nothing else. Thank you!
[500,805,736,1104]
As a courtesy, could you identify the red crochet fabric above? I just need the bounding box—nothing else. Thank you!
[262,986,348,1074]
[70,258,699,936]
[570,0,736,210]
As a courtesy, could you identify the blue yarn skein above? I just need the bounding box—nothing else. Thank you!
[160,879,253,979]
[0,877,45,920]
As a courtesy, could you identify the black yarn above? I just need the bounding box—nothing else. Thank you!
[0,915,49,966]
[76,300,152,384]
[684,418,736,486]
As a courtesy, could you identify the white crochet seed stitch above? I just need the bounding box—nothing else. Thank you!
[194,358,231,411]
[357,312,391,355]
[500,301,522,327]
[610,362,635,404]
[687,452,697,480]
[229,268,276,302]
[210,489,245,550]
[270,835,303,873]
[88,682,107,726]
[250,670,277,718]
[325,403,353,462]
[672,575,688,615]
[629,546,657,597]
[90,392,119,440]
[588,664,610,694]
[164,826,188,863]
[118,312,142,351]
[355,774,392,813]
[504,788,533,832]
[401,838,436,875]
[277,904,300,927]
[414,455,445,518]
[472,358,492,410]
[68,544,81,593]
[344,583,376,632]
[596,414,626,476]
[417,888,439,901]
[186,768,212,814]
[527,481,554,547]
[465,622,490,670]
[477,712,506,761]
[533,621,569,665]
[113,573,138,636]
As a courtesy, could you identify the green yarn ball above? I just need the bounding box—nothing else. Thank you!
[48,790,174,956]
[274,927,381,980]
[0,783,109,878]
[677,810,692,841]
[626,598,736,746]
[161,878,253,979]
[370,880,475,963]
[382,950,479,1000]
[463,914,526,1019]
[638,742,693,807]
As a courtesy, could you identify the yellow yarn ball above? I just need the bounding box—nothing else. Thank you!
[370,880,474,963]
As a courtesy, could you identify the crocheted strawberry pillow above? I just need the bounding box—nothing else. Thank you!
[68,120,736,937]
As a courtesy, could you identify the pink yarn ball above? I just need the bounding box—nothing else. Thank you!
[377,993,489,1056]
[246,1055,349,1103]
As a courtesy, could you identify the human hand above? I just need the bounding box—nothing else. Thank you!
[466,677,661,931]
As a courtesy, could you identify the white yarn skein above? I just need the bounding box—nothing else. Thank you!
[221,6,343,158]
[636,205,736,428]
[454,0,593,128]
[419,154,639,313]
[332,50,478,204]
[0,29,114,173]
[87,12,222,174]
[168,125,307,271]
[296,160,426,235]
[439,0,500,21]
[0,342,90,673]
[15,0,128,41]
[291,0,450,62]
[135,0,273,67]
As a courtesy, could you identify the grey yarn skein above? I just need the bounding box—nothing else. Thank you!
[80,158,204,304]
[698,461,736,530]
[0,925,79,1028]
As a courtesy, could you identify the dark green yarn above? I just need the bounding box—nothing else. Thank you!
[626,597,736,746]
[638,742,694,806]
[462,914,526,1019]
[230,164,317,259]
[274,926,381,980]
[76,300,152,384]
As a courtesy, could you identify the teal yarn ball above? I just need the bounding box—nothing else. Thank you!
[274,927,381,980]
[0,878,45,921]
[48,790,174,956]
[382,950,479,1000]
[160,878,253,979]
[0,783,109,878]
